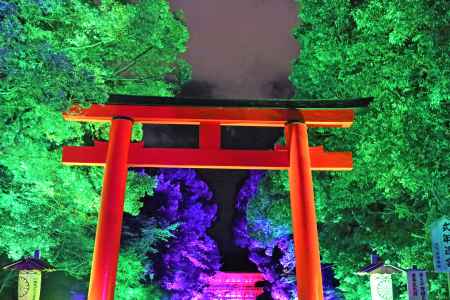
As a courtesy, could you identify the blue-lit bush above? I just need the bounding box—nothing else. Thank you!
[233,171,343,299]
[126,169,221,300]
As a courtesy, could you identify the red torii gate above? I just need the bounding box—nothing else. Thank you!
[62,95,371,300]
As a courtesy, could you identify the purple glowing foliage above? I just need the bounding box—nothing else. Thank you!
[322,266,344,300]
[155,235,220,300]
[149,169,221,299]
[233,170,265,249]
[246,237,297,300]
[233,171,343,300]
[233,171,296,299]
[70,291,86,300]
[323,289,343,300]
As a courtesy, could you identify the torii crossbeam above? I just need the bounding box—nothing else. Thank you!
[62,95,371,300]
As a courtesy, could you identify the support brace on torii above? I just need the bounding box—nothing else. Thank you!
[62,95,371,300]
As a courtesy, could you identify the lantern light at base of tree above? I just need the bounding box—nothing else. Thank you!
[2,250,55,300]
[356,255,404,300]
[203,272,265,299]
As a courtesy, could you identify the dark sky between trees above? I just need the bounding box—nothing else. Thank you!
[144,0,300,271]
[170,0,299,99]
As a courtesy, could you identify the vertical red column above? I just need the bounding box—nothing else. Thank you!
[199,122,221,149]
[286,122,324,300]
[88,117,133,300]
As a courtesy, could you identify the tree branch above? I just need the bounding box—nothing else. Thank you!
[113,46,154,76]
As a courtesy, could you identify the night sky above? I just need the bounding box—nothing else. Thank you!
[144,0,300,271]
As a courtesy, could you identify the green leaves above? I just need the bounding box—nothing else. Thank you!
[288,0,449,298]
[116,249,165,300]
[247,171,292,244]
[0,0,189,296]
[125,171,156,216]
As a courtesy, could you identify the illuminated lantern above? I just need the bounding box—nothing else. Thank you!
[2,250,54,300]
[203,272,265,299]
[356,255,404,300]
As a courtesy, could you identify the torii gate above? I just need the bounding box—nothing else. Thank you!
[62,95,371,300]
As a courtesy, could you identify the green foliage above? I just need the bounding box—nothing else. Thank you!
[125,171,156,216]
[0,0,190,295]
[247,171,291,245]
[84,167,156,217]
[118,220,178,299]
[125,221,178,258]
[0,148,98,277]
[115,249,165,300]
[248,0,450,298]
[1,0,189,107]
[290,0,450,298]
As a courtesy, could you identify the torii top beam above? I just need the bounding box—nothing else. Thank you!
[64,95,372,128]
[62,95,372,170]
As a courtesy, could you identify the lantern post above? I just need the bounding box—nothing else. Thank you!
[2,250,54,300]
[356,255,404,300]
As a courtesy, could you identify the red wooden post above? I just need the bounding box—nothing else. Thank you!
[199,122,221,149]
[88,117,133,300]
[62,142,352,170]
[61,101,361,299]
[287,122,324,300]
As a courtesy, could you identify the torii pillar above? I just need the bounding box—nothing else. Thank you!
[61,95,371,300]
[287,122,323,299]
[89,117,133,300]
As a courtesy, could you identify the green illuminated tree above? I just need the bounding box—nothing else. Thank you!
[248,0,449,298]
[0,0,189,298]
[115,249,165,300]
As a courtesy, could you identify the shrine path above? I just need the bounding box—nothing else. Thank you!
[144,0,299,271]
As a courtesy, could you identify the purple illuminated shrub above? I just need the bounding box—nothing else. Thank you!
[233,171,296,299]
[141,169,221,299]
[233,171,343,299]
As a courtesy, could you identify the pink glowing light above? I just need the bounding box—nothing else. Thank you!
[203,272,265,299]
